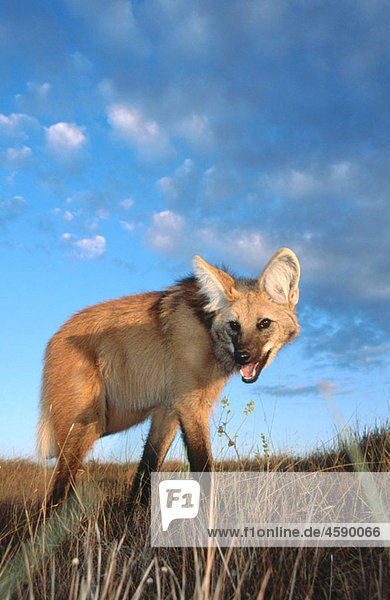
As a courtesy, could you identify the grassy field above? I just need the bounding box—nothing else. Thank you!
[0,424,389,600]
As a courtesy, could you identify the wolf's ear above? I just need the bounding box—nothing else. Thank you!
[193,256,238,312]
[257,248,300,308]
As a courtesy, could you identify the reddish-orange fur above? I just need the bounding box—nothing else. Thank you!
[37,249,300,506]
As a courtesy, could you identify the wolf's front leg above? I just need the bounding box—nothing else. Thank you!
[128,405,179,508]
[178,401,213,472]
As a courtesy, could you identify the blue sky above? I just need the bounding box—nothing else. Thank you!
[1,1,389,462]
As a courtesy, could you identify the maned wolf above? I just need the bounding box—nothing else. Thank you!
[37,248,300,506]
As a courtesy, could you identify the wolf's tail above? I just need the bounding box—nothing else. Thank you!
[36,402,56,459]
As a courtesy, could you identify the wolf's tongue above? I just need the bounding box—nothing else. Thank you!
[240,364,257,380]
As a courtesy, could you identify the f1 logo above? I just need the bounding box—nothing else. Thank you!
[159,480,200,531]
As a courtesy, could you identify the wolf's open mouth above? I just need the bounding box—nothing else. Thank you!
[239,351,271,384]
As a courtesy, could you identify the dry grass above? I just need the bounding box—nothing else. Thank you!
[0,424,389,600]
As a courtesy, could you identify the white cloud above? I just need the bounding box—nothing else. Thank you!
[145,207,276,274]
[15,81,51,111]
[107,103,169,155]
[193,228,275,272]
[229,232,272,268]
[75,235,106,258]
[201,165,246,205]
[63,211,75,222]
[0,146,32,169]
[179,113,214,149]
[66,0,146,51]
[158,158,196,207]
[70,51,93,73]
[95,208,109,219]
[330,162,351,181]
[0,195,27,223]
[288,170,318,199]
[158,176,175,197]
[61,232,74,241]
[53,207,82,223]
[45,122,87,154]
[0,112,39,141]
[119,197,134,209]
[271,162,353,201]
[64,190,111,216]
[120,220,135,231]
[6,146,31,161]
[62,233,106,259]
[146,210,185,251]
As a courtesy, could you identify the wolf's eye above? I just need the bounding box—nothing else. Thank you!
[257,318,272,330]
[229,320,241,332]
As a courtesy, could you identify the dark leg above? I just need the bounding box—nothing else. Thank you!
[179,405,213,472]
[128,406,179,508]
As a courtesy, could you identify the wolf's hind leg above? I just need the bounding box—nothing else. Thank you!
[43,359,106,509]
[46,421,101,508]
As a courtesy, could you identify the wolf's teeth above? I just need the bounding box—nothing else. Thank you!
[240,363,259,379]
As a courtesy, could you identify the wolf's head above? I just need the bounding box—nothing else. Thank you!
[193,249,300,383]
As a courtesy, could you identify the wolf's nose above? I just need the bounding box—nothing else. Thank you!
[234,350,251,365]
